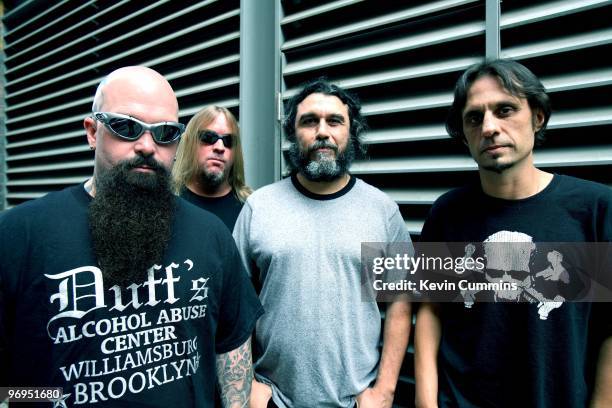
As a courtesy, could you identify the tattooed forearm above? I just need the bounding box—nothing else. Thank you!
[216,337,253,408]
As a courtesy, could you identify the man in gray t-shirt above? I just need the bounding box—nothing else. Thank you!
[234,79,412,408]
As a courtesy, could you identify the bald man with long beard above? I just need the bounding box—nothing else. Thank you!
[0,67,262,407]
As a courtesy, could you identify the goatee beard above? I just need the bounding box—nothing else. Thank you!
[288,139,355,181]
[198,166,226,191]
[480,160,514,174]
[89,155,175,287]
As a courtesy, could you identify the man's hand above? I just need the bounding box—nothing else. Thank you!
[250,380,273,408]
[355,386,393,408]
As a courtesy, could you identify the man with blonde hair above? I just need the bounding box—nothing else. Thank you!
[173,106,251,231]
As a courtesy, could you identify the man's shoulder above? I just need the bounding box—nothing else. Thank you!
[430,184,476,212]
[246,178,293,204]
[352,177,399,208]
[0,185,83,224]
[176,196,229,225]
[555,174,612,201]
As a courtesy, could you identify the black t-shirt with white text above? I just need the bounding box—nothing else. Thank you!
[0,184,263,407]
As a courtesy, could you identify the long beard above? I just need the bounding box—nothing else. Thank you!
[287,139,355,181]
[89,156,175,287]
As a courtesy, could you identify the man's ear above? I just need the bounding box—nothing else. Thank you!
[84,116,98,149]
[533,109,545,132]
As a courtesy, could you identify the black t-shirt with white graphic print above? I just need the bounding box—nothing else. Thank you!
[0,184,263,407]
[420,174,612,408]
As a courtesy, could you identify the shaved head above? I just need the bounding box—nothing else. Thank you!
[92,66,179,118]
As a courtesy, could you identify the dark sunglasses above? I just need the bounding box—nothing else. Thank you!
[198,130,233,148]
[92,112,185,145]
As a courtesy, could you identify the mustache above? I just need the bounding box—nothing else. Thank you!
[307,140,338,154]
[122,155,166,172]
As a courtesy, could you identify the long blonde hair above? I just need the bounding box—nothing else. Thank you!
[172,106,252,202]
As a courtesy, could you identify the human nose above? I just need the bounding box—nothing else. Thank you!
[316,119,331,139]
[134,131,156,156]
[481,111,499,138]
[212,138,225,152]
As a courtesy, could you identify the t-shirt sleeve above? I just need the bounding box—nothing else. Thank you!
[387,205,412,243]
[232,202,254,278]
[215,230,263,354]
[596,188,612,337]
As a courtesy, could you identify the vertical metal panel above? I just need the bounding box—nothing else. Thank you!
[485,0,500,58]
[239,0,281,189]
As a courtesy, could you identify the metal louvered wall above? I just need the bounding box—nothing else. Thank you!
[2,0,611,406]
[2,0,241,208]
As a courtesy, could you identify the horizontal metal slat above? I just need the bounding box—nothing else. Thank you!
[7,176,87,186]
[7,114,83,138]
[501,0,611,29]
[175,76,240,98]
[7,130,83,149]
[541,68,612,92]
[351,155,476,174]
[283,0,478,50]
[382,188,449,205]
[7,145,90,162]
[281,0,363,25]
[166,54,240,81]
[181,98,240,117]
[503,27,612,60]
[363,93,451,116]
[405,220,424,235]
[283,21,484,75]
[7,160,94,174]
[362,126,448,144]
[548,108,612,129]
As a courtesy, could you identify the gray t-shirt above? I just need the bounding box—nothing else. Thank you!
[233,174,412,408]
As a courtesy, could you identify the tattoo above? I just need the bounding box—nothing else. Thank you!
[216,337,253,408]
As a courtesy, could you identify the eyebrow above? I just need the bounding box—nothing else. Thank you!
[463,99,521,117]
[297,112,346,122]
